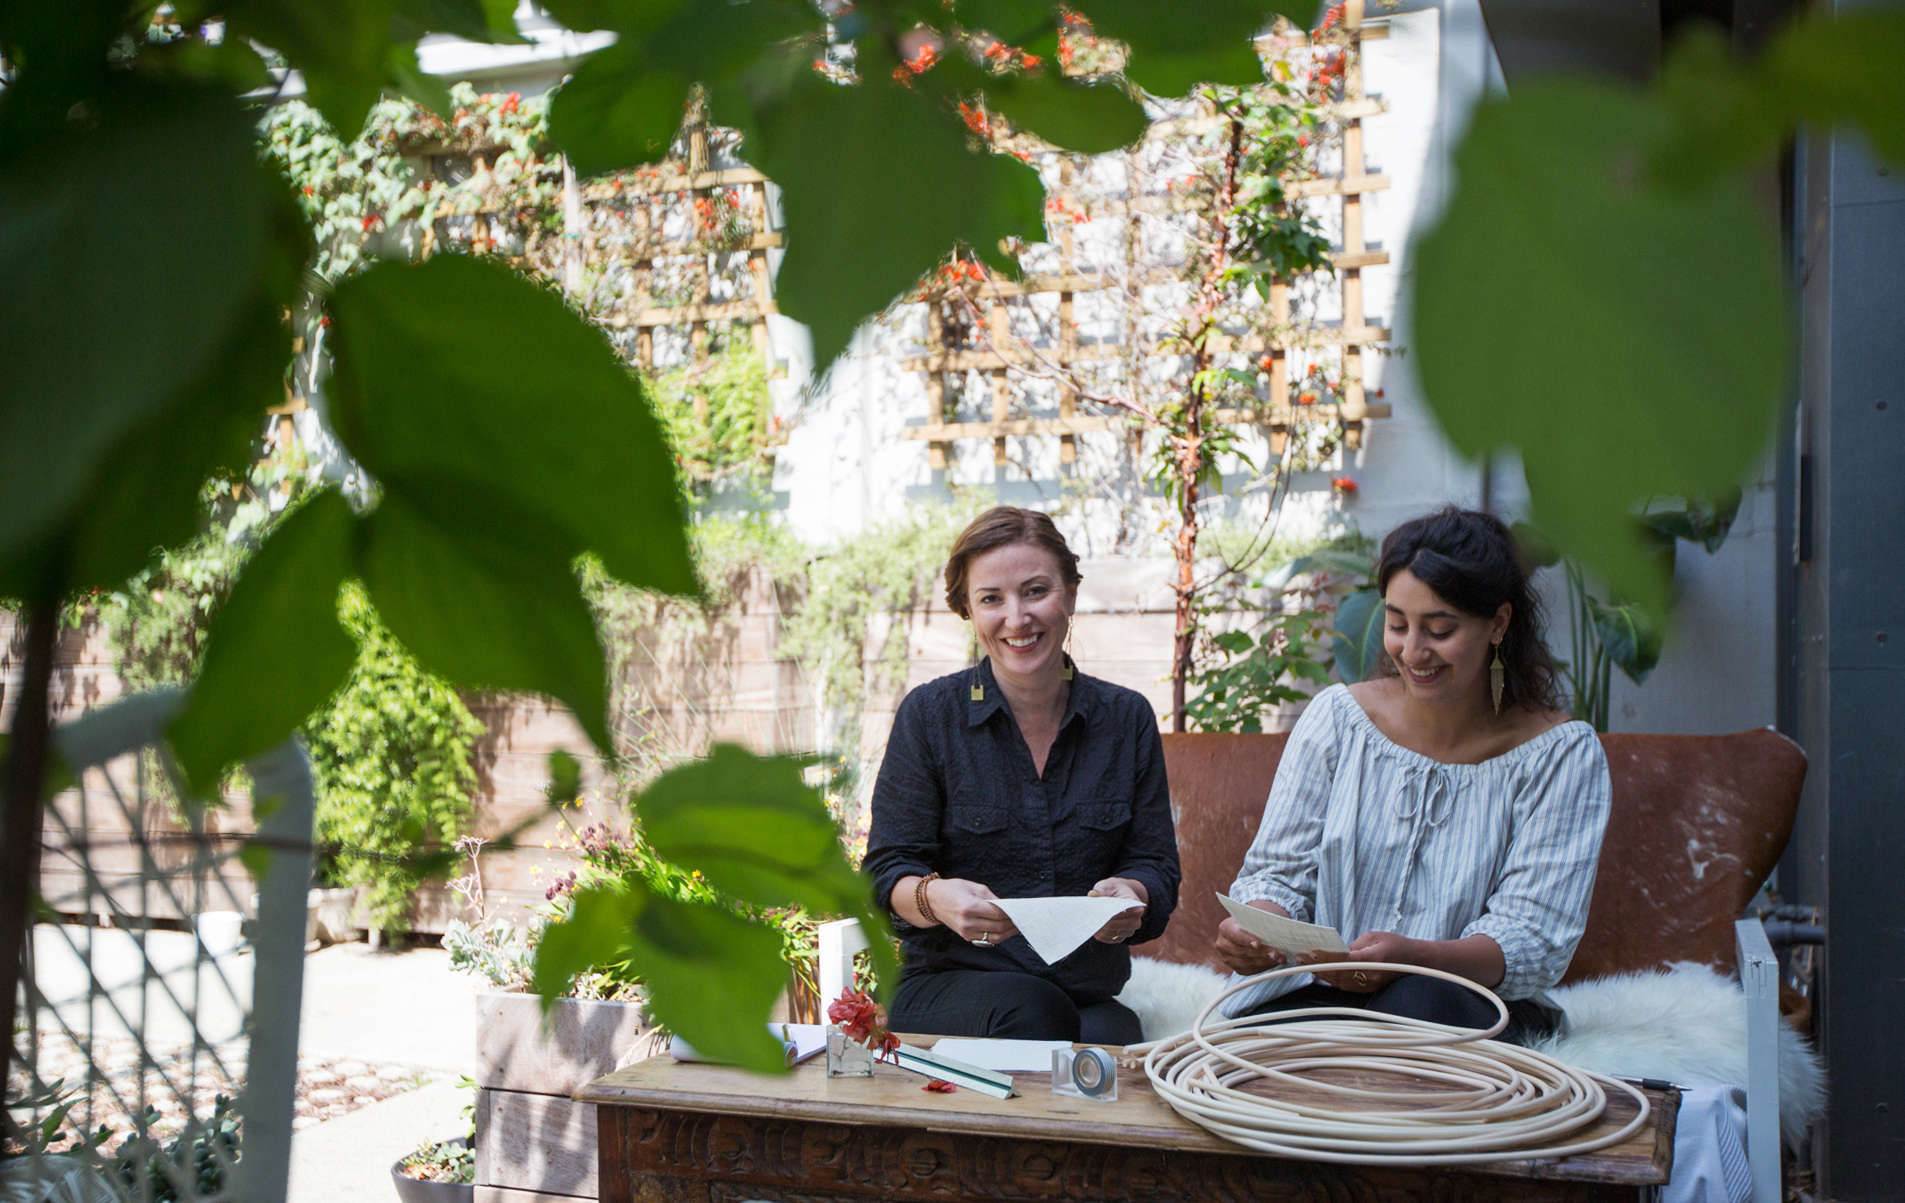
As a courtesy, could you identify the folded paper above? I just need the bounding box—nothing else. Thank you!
[994,895,1137,964]
[1216,892,1348,960]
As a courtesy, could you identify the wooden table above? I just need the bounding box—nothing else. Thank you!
[578,1044,1677,1202]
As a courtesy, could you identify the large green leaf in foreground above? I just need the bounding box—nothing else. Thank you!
[534,882,795,1073]
[1411,80,1786,615]
[726,62,1046,369]
[169,493,359,789]
[639,746,900,989]
[0,82,287,583]
[327,255,697,600]
[534,746,897,1073]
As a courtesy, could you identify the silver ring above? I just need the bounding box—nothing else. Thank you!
[972,931,992,948]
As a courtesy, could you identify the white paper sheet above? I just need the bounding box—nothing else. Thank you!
[1215,892,1348,960]
[993,895,1137,964]
[928,1038,1074,1073]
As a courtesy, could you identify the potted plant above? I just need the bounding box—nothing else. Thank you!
[391,1134,473,1202]
[442,817,829,1202]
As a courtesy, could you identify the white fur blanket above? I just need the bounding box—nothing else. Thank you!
[1116,957,1824,1147]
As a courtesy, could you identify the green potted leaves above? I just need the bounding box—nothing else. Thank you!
[392,1135,473,1202]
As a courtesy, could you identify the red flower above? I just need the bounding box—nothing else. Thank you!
[500,91,522,117]
[828,988,900,1062]
[1331,476,1358,494]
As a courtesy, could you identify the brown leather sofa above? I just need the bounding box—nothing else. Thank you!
[1150,729,1807,983]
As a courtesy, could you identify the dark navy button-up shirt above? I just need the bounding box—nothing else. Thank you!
[863,658,1181,1003]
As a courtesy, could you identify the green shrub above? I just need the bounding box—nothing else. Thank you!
[304,584,484,935]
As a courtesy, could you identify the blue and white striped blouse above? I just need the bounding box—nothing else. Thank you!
[1225,683,1611,1015]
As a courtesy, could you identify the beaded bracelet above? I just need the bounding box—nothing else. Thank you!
[914,872,941,927]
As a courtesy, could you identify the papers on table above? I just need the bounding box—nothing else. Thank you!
[993,895,1139,964]
[929,1038,1074,1073]
[1215,892,1348,961]
[669,1022,827,1067]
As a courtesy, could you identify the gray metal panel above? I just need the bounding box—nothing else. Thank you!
[1805,91,1905,1197]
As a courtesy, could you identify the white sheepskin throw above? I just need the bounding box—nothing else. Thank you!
[1116,957,1229,1045]
[1535,963,1825,1149]
[1115,957,1824,1149]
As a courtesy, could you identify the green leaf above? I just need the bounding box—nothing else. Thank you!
[384,43,456,123]
[634,745,901,994]
[140,36,278,92]
[61,301,293,594]
[533,882,791,1072]
[953,0,1060,42]
[547,41,692,176]
[1281,546,1375,583]
[546,749,583,807]
[237,841,274,881]
[392,0,527,44]
[1638,491,1741,554]
[727,64,1045,369]
[537,0,685,38]
[1211,629,1253,655]
[1410,79,1786,615]
[545,0,821,174]
[224,0,390,136]
[1083,0,1316,96]
[984,72,1147,154]
[0,82,279,571]
[357,493,613,752]
[168,492,358,790]
[1763,11,1905,166]
[1588,596,1664,685]
[326,256,696,597]
[1329,587,1384,683]
[1508,522,1562,572]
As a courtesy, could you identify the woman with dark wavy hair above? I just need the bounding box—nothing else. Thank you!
[1214,506,1608,1042]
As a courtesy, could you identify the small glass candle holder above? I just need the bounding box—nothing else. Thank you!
[826,1025,876,1078]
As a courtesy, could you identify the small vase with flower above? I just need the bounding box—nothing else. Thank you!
[825,988,900,1078]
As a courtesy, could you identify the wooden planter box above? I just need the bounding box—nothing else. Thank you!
[473,992,660,1203]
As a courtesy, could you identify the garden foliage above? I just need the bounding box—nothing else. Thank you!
[5,0,1904,1078]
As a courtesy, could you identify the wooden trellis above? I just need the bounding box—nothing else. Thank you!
[901,2,1392,473]
[275,116,789,481]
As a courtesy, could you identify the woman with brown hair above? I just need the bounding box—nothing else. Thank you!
[1215,505,1609,1042]
[862,506,1181,1044]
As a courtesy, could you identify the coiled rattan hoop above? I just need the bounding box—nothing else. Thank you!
[1132,961,1649,1166]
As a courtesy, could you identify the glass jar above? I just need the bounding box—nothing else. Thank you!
[826,1025,876,1078]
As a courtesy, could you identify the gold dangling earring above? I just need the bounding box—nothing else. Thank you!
[1489,642,1505,715]
[1059,622,1075,681]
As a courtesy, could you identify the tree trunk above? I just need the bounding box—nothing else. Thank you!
[1168,116,1246,732]
[0,591,60,1096]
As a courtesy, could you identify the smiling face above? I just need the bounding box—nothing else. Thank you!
[1383,568,1509,709]
[965,540,1076,687]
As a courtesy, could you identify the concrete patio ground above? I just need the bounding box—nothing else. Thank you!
[24,924,490,1202]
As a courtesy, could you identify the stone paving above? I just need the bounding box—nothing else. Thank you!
[7,1030,434,1150]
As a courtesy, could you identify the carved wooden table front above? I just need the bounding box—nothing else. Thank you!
[578,1045,1677,1203]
